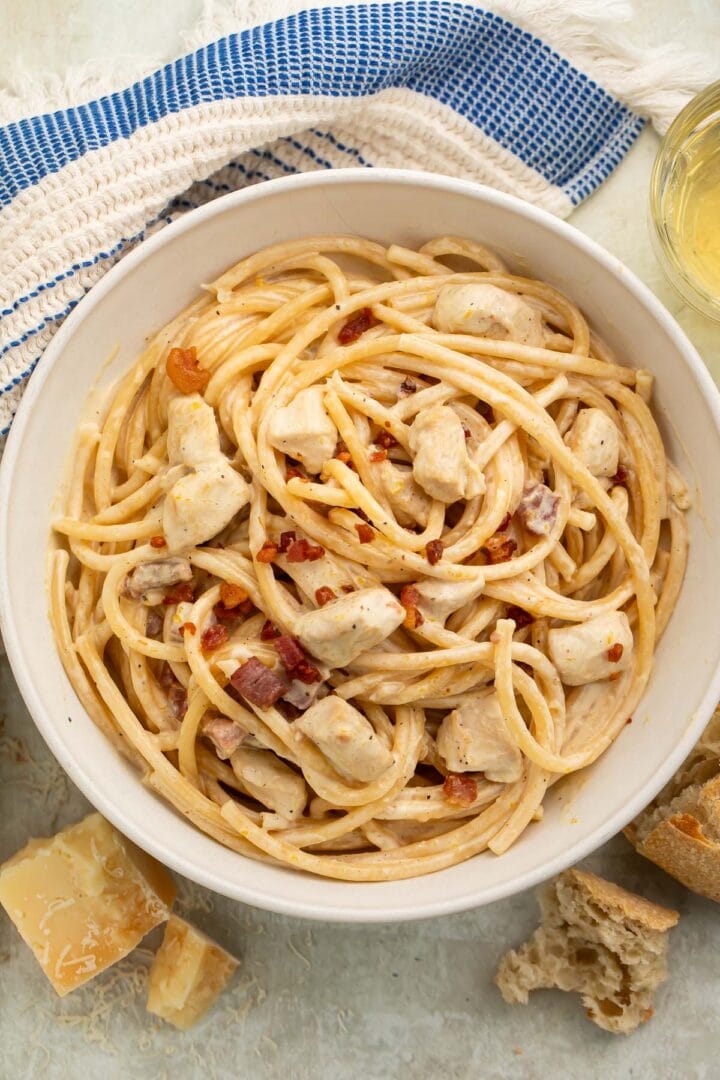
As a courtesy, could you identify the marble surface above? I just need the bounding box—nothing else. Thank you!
[1,3,719,1079]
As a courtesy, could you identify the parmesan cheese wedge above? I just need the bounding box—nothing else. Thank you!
[0,812,175,996]
[146,914,239,1029]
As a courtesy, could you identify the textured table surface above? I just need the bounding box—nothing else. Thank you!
[1,3,719,1079]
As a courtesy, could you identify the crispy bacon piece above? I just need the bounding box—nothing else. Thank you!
[338,307,376,345]
[213,601,238,624]
[167,686,188,721]
[166,346,210,394]
[273,634,322,684]
[400,377,417,395]
[200,624,229,653]
[612,465,629,487]
[482,535,517,564]
[286,538,325,563]
[517,482,559,536]
[341,584,355,594]
[162,582,195,606]
[370,448,388,463]
[443,773,478,807]
[230,657,286,708]
[180,621,197,636]
[150,535,167,549]
[260,620,281,641]
[425,539,444,565]
[355,523,374,544]
[315,586,336,607]
[220,583,249,609]
[607,642,624,663]
[400,584,424,630]
[256,541,279,564]
[279,530,297,553]
[497,512,512,533]
[376,429,399,450]
[507,605,534,629]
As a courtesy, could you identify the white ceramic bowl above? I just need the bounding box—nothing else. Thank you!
[2,170,720,922]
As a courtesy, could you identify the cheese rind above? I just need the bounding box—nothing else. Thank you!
[0,812,175,996]
[147,914,239,1029]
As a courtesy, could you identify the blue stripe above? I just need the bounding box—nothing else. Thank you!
[0,1,641,209]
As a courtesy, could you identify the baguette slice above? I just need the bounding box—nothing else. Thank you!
[495,869,678,1035]
[626,706,720,902]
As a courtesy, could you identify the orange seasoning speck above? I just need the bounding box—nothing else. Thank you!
[220,582,249,609]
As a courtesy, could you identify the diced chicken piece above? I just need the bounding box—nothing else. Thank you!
[517,482,560,536]
[202,715,247,759]
[565,408,620,478]
[415,577,486,624]
[167,394,221,469]
[437,692,523,782]
[276,549,354,605]
[230,748,307,820]
[375,460,431,526]
[432,283,544,346]
[547,611,634,686]
[408,405,485,504]
[294,587,405,668]
[126,558,193,605]
[295,696,393,783]
[267,386,338,474]
[163,461,249,553]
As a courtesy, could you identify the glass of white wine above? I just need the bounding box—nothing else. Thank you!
[650,80,720,321]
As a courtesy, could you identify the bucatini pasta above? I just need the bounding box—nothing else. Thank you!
[49,235,689,881]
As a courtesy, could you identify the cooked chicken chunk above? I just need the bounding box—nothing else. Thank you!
[566,408,620,478]
[432,283,544,346]
[295,696,393,782]
[167,394,221,468]
[126,557,193,605]
[437,691,522,782]
[547,611,633,686]
[374,459,431,526]
[230,748,307,820]
[408,405,485,504]
[163,461,249,553]
[276,546,357,603]
[414,577,486,624]
[267,386,338,474]
[294,587,404,667]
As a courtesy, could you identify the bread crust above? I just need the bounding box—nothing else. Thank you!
[567,869,679,932]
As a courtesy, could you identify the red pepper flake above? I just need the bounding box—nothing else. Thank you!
[425,539,444,565]
[443,774,478,807]
[482,536,517,564]
[150,535,166,549]
[180,621,196,636]
[315,586,336,607]
[260,620,281,641]
[162,582,195,606]
[166,346,210,394]
[612,465,629,487]
[400,377,417,395]
[400,585,424,630]
[370,448,388,463]
[507,605,534,629]
[278,530,297,554]
[256,541,279,564]
[497,512,512,532]
[376,430,399,450]
[201,624,229,653]
[220,582,249,609]
[338,307,377,345]
[355,523,374,544]
[608,643,624,663]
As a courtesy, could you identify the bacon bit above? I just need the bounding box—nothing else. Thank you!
[200,624,229,653]
[400,377,417,395]
[608,642,624,663]
[162,582,195,605]
[315,586,336,607]
[626,717,633,725]
[370,448,388,463]
[307,544,324,561]
[482,536,517,564]
[213,601,238,624]
[497,512,512,533]
[150,535,167,549]
[403,606,424,630]
[400,584,424,630]
[507,605,534,629]
[612,465,629,487]
[400,585,421,608]
[462,425,471,440]
[260,620,281,641]
[517,482,560,536]
[166,346,210,394]
[279,530,297,553]
[341,584,355,594]
[376,430,399,450]
[336,451,352,465]
[355,523,374,544]
[273,634,322,684]
[180,621,196,636]
[286,465,306,481]
[220,582,249,609]
[443,774,478,807]
[167,686,188,721]
[230,657,287,708]
[256,540,279,564]
[286,538,325,563]
[425,539,444,565]
[338,307,377,345]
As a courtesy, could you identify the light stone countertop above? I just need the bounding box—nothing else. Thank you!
[1,3,719,1079]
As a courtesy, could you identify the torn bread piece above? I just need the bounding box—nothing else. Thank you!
[626,706,720,902]
[495,869,678,1035]
[147,914,239,1030]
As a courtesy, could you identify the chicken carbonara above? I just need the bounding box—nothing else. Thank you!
[50,235,689,881]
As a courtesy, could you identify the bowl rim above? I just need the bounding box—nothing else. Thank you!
[3,167,720,922]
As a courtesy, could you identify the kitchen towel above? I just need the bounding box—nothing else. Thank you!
[0,0,716,438]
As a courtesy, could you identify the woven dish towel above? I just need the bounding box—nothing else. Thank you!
[0,0,716,439]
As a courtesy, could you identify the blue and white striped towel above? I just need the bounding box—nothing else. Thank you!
[0,0,714,439]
